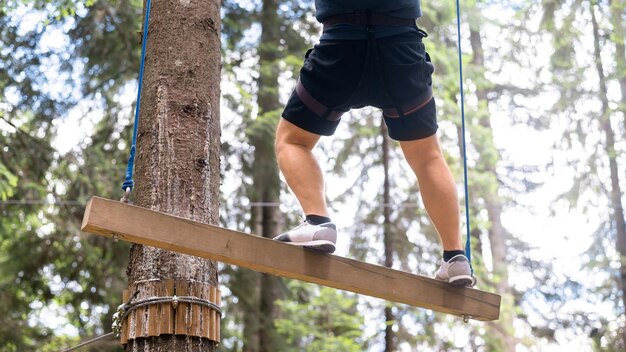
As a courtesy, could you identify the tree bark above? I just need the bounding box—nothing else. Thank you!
[591,2,626,345]
[125,0,221,350]
[608,0,626,140]
[381,118,395,352]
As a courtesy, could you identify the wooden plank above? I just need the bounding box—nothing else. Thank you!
[175,281,190,335]
[201,285,210,340]
[161,280,175,334]
[121,289,130,344]
[147,284,159,337]
[215,289,221,342]
[82,196,500,321]
[133,289,144,339]
[190,282,201,337]
[209,286,217,341]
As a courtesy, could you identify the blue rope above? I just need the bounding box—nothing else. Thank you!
[455,0,473,271]
[122,0,153,192]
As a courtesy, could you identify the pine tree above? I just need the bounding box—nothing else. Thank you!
[125,0,221,350]
[590,1,626,347]
[538,0,626,348]
[220,1,317,350]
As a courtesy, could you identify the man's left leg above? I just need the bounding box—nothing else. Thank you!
[398,134,475,286]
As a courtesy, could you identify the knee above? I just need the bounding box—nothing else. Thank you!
[400,136,447,171]
[274,123,291,156]
[274,132,308,159]
[274,133,287,158]
[274,119,319,157]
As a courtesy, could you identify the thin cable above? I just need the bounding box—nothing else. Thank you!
[120,296,223,321]
[121,0,153,193]
[61,332,115,352]
[0,200,84,206]
[455,0,473,271]
[0,200,425,208]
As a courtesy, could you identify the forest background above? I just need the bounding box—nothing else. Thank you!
[1,0,625,351]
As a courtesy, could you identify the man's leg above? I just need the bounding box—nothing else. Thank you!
[275,118,329,217]
[399,134,463,251]
[400,133,475,286]
[273,118,337,253]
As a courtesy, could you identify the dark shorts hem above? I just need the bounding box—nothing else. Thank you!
[383,98,438,141]
[282,90,341,136]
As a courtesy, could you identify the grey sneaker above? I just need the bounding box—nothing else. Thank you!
[273,221,337,253]
[435,254,477,287]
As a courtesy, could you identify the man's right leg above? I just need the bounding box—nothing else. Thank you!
[399,134,462,252]
[399,134,475,286]
[273,118,336,253]
[274,118,328,217]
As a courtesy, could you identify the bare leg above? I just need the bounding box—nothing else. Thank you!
[399,134,463,251]
[275,119,329,217]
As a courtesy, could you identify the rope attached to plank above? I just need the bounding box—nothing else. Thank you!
[455,0,474,273]
[121,0,153,200]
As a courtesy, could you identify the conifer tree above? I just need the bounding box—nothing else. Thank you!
[125,0,221,350]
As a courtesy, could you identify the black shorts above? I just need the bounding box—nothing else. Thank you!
[282,30,437,141]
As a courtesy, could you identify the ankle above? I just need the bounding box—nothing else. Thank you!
[305,214,331,225]
[443,250,465,262]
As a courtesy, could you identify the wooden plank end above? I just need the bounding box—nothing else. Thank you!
[80,196,96,232]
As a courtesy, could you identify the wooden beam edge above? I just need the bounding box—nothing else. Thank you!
[81,196,501,321]
[81,197,94,231]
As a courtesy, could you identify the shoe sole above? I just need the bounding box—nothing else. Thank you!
[282,240,336,254]
[448,274,475,287]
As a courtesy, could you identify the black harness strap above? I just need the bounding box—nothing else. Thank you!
[322,12,416,32]
[295,79,343,121]
[383,87,433,118]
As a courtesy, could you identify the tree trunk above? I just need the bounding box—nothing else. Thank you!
[254,0,284,351]
[381,118,395,352]
[591,3,626,345]
[126,0,221,350]
[608,0,626,139]
[234,267,261,352]
[468,27,516,351]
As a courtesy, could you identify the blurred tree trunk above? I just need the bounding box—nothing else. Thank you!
[236,265,260,352]
[381,119,395,352]
[467,27,516,351]
[126,0,221,350]
[251,0,284,351]
[591,2,626,345]
[608,0,626,139]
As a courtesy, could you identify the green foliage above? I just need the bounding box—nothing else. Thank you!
[245,109,281,147]
[2,0,97,19]
[0,0,138,349]
[0,162,17,200]
[275,281,367,352]
[0,120,56,349]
